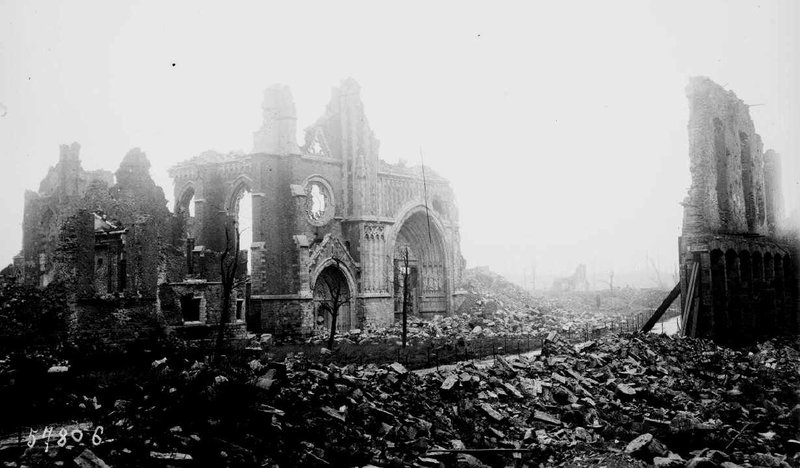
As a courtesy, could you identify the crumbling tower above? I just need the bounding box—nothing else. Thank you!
[679,77,798,344]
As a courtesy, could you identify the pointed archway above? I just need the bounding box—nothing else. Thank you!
[392,208,448,319]
[313,263,354,333]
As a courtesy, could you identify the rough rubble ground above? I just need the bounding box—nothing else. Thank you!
[4,332,798,468]
[300,268,676,349]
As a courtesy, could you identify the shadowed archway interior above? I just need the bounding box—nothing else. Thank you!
[393,210,447,317]
[313,264,353,333]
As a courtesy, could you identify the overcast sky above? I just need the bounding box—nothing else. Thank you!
[1,0,798,289]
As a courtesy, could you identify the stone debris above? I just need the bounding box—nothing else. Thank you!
[296,268,680,355]
[73,449,111,468]
[5,332,779,467]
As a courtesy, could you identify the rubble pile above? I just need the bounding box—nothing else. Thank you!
[7,333,797,467]
[298,269,676,352]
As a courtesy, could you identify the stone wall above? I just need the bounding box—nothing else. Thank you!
[17,145,183,347]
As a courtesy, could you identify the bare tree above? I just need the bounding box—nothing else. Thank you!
[214,218,245,362]
[316,257,351,350]
[647,255,667,290]
[400,247,413,348]
[598,270,615,293]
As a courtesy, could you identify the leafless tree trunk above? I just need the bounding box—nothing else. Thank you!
[598,270,615,293]
[648,256,667,289]
[214,219,241,363]
[319,257,349,350]
[401,247,411,348]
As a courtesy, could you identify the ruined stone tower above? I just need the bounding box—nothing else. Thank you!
[679,77,798,344]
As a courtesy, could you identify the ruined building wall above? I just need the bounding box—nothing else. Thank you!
[19,145,182,347]
[170,79,465,337]
[680,77,798,345]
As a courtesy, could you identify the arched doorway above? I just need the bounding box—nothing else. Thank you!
[313,263,354,333]
[393,209,447,319]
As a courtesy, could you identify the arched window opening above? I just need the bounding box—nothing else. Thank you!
[764,253,776,335]
[709,249,726,340]
[739,132,756,231]
[713,118,731,229]
[232,187,253,274]
[724,250,741,342]
[178,187,196,218]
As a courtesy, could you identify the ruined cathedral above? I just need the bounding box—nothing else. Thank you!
[170,79,465,335]
[11,79,465,342]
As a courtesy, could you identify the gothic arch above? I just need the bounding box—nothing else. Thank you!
[309,256,358,301]
[389,203,450,316]
[226,175,254,213]
[176,182,196,215]
[310,257,358,332]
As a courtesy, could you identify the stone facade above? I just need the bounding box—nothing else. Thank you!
[169,79,465,337]
[679,77,799,345]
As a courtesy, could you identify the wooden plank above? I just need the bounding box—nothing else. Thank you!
[640,282,681,333]
[681,262,700,336]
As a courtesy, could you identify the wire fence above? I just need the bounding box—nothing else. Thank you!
[264,307,684,370]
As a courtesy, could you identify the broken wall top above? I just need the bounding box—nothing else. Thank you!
[36,142,114,199]
[683,76,782,237]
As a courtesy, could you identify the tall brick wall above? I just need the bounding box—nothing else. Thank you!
[680,77,798,345]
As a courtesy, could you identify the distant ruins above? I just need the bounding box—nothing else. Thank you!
[679,77,799,344]
[9,79,465,344]
[551,264,590,292]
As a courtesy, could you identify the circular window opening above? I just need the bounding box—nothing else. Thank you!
[305,179,334,226]
[309,184,326,220]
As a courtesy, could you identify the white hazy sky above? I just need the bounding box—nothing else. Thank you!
[1,0,798,288]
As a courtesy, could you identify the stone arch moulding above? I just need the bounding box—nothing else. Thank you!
[176,181,196,212]
[225,175,254,212]
[388,202,451,305]
[309,256,358,303]
[302,174,336,226]
[389,201,450,258]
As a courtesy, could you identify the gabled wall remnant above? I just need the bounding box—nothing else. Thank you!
[679,77,798,345]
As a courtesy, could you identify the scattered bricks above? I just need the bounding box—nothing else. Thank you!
[720,462,744,468]
[653,456,684,468]
[502,382,523,399]
[74,449,111,468]
[532,410,561,426]
[624,433,654,456]
[441,374,458,391]
[479,403,506,422]
[684,457,717,468]
[389,362,408,375]
[320,406,346,422]
[150,452,193,461]
[615,383,637,399]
